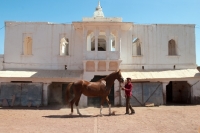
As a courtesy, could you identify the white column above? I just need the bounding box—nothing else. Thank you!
[114,80,120,106]
[162,82,169,105]
[106,30,109,50]
[83,60,86,72]
[83,28,87,59]
[106,30,110,59]
[86,35,91,51]
[95,29,99,51]
[95,36,98,52]
[117,30,121,59]
[43,83,50,106]
[95,36,98,60]
[95,29,99,60]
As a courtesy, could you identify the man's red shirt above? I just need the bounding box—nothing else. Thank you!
[124,82,132,97]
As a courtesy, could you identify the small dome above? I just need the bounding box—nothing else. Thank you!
[93,1,104,17]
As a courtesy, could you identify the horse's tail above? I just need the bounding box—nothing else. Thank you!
[65,82,75,105]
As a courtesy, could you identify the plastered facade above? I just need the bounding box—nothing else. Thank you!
[1,2,200,107]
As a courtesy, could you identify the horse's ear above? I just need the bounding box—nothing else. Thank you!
[118,69,121,72]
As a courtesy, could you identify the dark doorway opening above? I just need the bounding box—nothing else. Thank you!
[62,83,71,105]
[48,82,70,105]
[87,75,114,107]
[166,81,173,103]
[166,81,191,105]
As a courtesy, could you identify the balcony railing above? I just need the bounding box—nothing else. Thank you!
[85,51,120,60]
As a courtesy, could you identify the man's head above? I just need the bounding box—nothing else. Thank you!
[126,77,131,83]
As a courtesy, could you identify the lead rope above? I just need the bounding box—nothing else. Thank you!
[120,82,126,99]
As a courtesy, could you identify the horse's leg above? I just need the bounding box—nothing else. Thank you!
[100,97,106,116]
[69,100,74,115]
[69,94,82,116]
[106,96,112,115]
[75,96,82,116]
[69,97,77,115]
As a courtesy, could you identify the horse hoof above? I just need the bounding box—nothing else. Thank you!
[69,113,73,115]
[111,111,116,115]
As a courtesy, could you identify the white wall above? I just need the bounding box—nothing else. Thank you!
[4,22,197,72]
[4,22,83,70]
[0,54,3,70]
[188,79,200,104]
[120,24,196,70]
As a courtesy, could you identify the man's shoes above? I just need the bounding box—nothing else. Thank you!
[129,112,135,115]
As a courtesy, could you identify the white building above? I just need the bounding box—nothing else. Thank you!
[0,2,200,107]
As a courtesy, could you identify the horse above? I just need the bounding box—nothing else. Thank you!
[66,69,124,116]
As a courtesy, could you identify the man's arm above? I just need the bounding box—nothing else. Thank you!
[122,84,132,91]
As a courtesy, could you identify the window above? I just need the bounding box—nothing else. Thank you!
[132,37,141,56]
[90,36,95,51]
[87,31,107,51]
[97,32,106,51]
[87,31,95,51]
[110,33,116,51]
[60,37,69,56]
[23,36,32,55]
[168,39,176,55]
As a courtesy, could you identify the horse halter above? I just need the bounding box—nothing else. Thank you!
[119,77,124,83]
[119,77,125,90]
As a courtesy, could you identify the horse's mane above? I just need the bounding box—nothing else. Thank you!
[103,70,120,80]
[96,70,121,82]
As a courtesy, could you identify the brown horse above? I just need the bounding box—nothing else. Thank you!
[66,70,124,116]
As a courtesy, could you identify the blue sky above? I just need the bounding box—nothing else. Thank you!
[0,0,199,66]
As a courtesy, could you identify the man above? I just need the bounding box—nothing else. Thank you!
[121,77,135,115]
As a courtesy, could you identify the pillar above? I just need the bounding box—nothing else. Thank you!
[106,30,110,59]
[83,28,87,59]
[162,82,169,105]
[43,83,50,106]
[117,30,121,59]
[95,29,99,60]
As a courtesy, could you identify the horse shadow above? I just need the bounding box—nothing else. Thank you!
[43,114,123,119]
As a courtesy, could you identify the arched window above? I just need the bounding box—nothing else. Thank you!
[98,32,106,51]
[110,33,116,51]
[60,37,69,56]
[90,35,95,51]
[168,39,176,55]
[23,36,32,55]
[132,37,141,56]
[89,32,106,51]
[87,31,94,51]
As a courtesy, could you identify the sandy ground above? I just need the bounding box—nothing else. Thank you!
[0,105,200,133]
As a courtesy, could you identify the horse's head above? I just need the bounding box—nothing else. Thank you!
[116,69,124,83]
